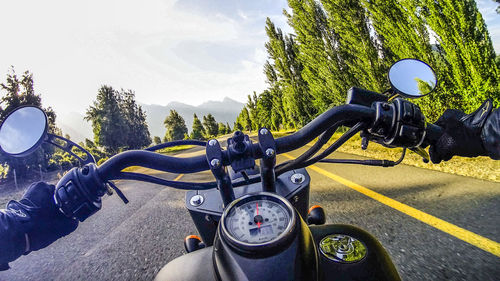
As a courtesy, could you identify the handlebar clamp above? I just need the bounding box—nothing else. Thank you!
[227,131,255,172]
[370,98,426,148]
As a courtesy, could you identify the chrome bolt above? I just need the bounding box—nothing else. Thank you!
[265,148,275,157]
[210,158,221,168]
[190,194,204,206]
[208,139,217,146]
[259,128,268,135]
[291,173,305,184]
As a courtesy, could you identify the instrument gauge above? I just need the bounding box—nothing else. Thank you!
[221,193,296,247]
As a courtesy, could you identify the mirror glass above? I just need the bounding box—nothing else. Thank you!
[388,59,437,97]
[0,106,48,156]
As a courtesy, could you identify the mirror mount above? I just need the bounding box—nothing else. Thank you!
[0,106,95,165]
[46,134,96,165]
[379,88,402,103]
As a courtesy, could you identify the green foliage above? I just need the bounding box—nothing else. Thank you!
[234,121,243,131]
[235,0,499,130]
[163,109,188,141]
[85,86,151,155]
[255,90,274,129]
[120,89,152,149]
[0,67,61,179]
[235,107,252,132]
[153,136,162,145]
[80,138,106,162]
[97,157,109,166]
[264,18,317,128]
[190,113,205,140]
[202,113,218,138]
[218,122,228,135]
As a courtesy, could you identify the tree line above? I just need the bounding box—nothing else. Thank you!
[0,68,232,179]
[234,0,500,132]
[160,110,232,144]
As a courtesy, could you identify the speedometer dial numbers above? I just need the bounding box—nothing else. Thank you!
[221,193,296,248]
[226,200,289,244]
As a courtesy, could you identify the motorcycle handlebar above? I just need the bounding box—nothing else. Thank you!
[98,104,375,180]
[97,103,444,181]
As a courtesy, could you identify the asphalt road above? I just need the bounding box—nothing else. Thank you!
[0,146,499,281]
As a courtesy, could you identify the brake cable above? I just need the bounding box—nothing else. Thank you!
[276,122,366,175]
[275,121,343,172]
[318,148,406,167]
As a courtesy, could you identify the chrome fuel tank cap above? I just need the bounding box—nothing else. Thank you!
[319,234,367,263]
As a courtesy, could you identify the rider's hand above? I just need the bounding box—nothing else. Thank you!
[7,182,79,252]
[429,100,493,164]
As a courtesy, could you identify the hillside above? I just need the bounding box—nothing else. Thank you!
[57,97,244,142]
[140,97,244,139]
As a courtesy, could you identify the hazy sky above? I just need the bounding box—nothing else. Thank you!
[0,0,498,115]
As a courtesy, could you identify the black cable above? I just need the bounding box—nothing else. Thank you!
[275,121,342,172]
[114,171,263,190]
[276,122,366,175]
[394,148,406,165]
[318,148,407,167]
[116,172,217,190]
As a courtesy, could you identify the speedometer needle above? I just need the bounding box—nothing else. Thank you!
[256,202,261,228]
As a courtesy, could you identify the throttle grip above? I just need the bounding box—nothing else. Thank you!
[425,123,444,145]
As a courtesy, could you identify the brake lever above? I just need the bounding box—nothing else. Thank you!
[409,147,430,163]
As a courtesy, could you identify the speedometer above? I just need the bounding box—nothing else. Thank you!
[221,193,296,247]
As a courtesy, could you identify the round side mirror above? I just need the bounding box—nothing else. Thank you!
[0,106,48,157]
[388,59,437,98]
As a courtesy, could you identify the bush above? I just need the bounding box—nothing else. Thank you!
[97,157,109,166]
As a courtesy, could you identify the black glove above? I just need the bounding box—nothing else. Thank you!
[8,182,79,252]
[429,100,493,164]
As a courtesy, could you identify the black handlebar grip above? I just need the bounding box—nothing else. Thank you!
[425,123,444,144]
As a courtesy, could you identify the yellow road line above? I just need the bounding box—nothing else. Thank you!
[282,153,500,258]
[173,174,184,181]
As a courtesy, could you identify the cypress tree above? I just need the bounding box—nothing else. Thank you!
[264,61,287,130]
[264,18,316,128]
[202,114,219,137]
[237,107,252,132]
[120,89,151,149]
[286,0,349,110]
[256,89,274,130]
[163,110,188,141]
[320,0,387,92]
[85,85,129,154]
[217,122,227,135]
[190,113,205,140]
[422,0,500,112]
[246,93,260,130]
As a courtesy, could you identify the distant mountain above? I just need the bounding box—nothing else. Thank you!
[140,97,245,139]
[56,97,245,143]
[57,112,93,143]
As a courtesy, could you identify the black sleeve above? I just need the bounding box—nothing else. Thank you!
[0,202,31,270]
[481,107,500,160]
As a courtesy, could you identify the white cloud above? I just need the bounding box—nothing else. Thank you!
[0,0,288,115]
